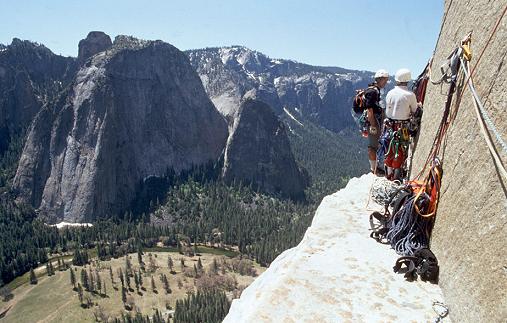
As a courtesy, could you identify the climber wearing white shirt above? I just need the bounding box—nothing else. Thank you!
[382,68,421,180]
[385,79,418,121]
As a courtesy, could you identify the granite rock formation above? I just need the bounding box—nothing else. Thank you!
[78,31,113,65]
[13,35,228,223]
[222,99,308,200]
[411,1,507,321]
[187,46,372,132]
[224,174,447,322]
[0,39,77,153]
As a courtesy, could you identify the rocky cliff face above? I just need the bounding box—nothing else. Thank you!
[224,174,448,322]
[411,1,507,321]
[13,35,228,223]
[0,39,77,153]
[78,31,112,65]
[222,99,308,200]
[186,46,372,132]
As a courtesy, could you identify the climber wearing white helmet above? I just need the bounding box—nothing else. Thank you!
[382,68,421,180]
[364,69,389,175]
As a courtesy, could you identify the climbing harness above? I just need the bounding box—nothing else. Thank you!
[355,110,370,137]
[382,120,412,176]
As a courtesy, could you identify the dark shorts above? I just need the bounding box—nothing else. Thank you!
[368,131,380,150]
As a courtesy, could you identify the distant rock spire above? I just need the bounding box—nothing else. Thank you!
[222,98,308,200]
[78,31,112,65]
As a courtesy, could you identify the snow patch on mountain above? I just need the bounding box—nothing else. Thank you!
[283,107,304,127]
[52,222,93,229]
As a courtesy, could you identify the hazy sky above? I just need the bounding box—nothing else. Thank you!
[0,0,443,75]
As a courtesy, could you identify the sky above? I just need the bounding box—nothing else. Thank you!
[0,0,443,75]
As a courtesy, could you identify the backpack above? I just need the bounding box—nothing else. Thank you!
[352,89,367,114]
[352,86,377,114]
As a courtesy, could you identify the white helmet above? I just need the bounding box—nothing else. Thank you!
[395,68,412,83]
[374,69,389,79]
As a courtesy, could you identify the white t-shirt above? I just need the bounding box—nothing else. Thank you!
[385,85,418,120]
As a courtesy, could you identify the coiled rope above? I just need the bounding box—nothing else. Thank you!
[385,193,434,256]
[370,177,403,206]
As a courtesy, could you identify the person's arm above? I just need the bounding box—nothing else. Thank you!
[410,93,419,115]
[365,89,380,132]
[367,108,378,133]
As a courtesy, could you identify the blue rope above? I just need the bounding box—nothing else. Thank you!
[385,193,434,256]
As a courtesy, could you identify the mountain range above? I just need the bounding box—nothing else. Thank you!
[187,46,373,132]
[1,32,372,223]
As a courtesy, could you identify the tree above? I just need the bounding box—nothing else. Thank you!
[160,273,171,294]
[96,271,102,293]
[177,278,183,289]
[210,258,219,274]
[58,257,66,271]
[93,306,108,322]
[125,256,132,277]
[153,309,164,323]
[109,266,114,284]
[29,268,37,284]
[70,267,76,290]
[121,286,127,304]
[151,276,156,293]
[84,294,92,308]
[77,283,84,305]
[0,285,13,302]
[73,248,89,266]
[125,270,131,290]
[168,256,174,274]
[49,261,54,276]
[137,249,143,266]
[173,289,231,323]
[88,268,95,292]
[81,269,89,291]
[118,268,125,287]
[148,253,157,273]
[138,269,144,289]
[177,240,183,254]
[180,258,185,272]
[197,257,203,271]
[134,272,140,293]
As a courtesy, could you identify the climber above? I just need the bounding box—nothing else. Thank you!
[383,68,421,180]
[364,69,389,175]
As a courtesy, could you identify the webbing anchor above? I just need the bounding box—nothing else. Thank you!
[461,31,472,61]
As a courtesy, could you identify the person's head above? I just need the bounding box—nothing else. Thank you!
[395,68,412,86]
[374,69,389,88]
